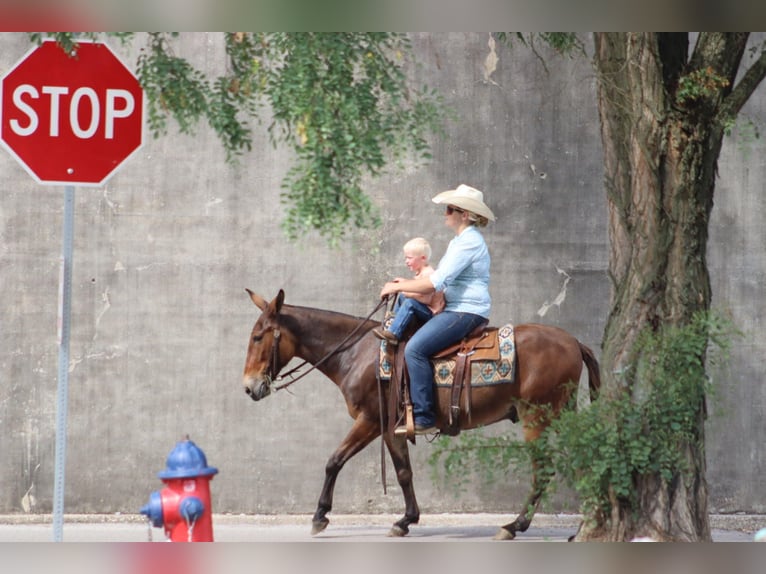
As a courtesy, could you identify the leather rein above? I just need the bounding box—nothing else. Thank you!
[264,299,388,393]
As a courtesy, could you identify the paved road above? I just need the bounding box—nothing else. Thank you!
[0,513,758,542]
[4,516,764,574]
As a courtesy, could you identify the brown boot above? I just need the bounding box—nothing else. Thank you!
[372,328,399,346]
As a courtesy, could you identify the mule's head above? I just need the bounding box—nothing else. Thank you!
[242,289,291,401]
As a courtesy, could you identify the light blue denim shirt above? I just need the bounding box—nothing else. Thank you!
[429,226,491,318]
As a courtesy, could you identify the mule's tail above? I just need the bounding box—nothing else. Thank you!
[578,342,601,402]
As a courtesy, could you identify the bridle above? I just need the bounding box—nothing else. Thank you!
[260,298,388,394]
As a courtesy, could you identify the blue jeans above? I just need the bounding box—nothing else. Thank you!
[388,296,433,339]
[404,311,488,427]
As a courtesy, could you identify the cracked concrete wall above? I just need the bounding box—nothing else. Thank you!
[0,32,764,516]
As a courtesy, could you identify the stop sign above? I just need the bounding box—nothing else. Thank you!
[0,39,144,186]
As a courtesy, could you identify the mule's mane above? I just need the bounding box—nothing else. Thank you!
[280,303,377,345]
[273,303,378,373]
[282,303,376,325]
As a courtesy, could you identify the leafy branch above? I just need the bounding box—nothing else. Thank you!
[30,32,448,243]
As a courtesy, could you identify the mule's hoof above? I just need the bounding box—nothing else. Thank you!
[311,518,329,535]
[388,525,408,537]
[493,527,516,541]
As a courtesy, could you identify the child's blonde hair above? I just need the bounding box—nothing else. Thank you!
[403,237,432,260]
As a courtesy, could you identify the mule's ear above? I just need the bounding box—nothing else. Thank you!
[246,288,268,311]
[270,289,285,314]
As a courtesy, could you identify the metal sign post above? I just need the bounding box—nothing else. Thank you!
[52,185,75,542]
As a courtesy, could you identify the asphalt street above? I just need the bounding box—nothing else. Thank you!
[0,513,759,542]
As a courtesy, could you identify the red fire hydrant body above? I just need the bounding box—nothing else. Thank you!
[140,439,218,542]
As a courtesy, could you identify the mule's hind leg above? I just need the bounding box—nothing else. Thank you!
[383,433,420,537]
[495,452,551,540]
[311,416,379,535]
[496,410,552,540]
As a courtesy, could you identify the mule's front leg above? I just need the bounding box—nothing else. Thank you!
[311,416,379,535]
[384,434,420,537]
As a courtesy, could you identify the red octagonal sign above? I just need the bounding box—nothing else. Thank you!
[0,39,144,186]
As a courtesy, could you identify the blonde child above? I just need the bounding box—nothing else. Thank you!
[373,237,445,345]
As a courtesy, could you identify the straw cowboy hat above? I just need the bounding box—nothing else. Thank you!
[431,184,496,222]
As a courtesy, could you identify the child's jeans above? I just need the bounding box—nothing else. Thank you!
[387,296,433,339]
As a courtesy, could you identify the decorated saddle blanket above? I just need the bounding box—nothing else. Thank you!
[378,324,517,387]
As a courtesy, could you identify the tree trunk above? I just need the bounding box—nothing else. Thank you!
[579,32,751,541]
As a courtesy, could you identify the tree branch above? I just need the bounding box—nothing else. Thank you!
[721,47,766,119]
[689,33,748,73]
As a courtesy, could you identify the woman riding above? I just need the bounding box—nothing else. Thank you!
[380,184,495,435]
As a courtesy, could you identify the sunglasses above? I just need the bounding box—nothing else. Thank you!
[445,205,464,215]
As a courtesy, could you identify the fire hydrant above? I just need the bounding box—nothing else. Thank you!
[140,438,218,542]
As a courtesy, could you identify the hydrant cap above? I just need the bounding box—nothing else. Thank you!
[158,439,219,479]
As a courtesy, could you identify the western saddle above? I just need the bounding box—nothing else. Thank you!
[387,325,500,440]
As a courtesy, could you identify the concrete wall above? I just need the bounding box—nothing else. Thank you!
[0,32,763,517]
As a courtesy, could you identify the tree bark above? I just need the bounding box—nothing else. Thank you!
[580,32,757,541]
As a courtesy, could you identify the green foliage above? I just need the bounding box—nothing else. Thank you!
[29,32,85,53]
[138,35,222,144]
[257,33,445,242]
[724,115,761,161]
[492,33,585,76]
[494,33,585,58]
[676,66,731,106]
[428,425,532,494]
[429,311,737,520]
[30,33,447,244]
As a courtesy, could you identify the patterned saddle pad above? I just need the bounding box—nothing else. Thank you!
[378,324,517,387]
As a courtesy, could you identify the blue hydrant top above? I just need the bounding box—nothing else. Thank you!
[157,439,219,479]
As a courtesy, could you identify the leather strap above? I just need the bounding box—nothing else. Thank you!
[376,366,387,495]
[462,355,473,424]
[450,352,469,427]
